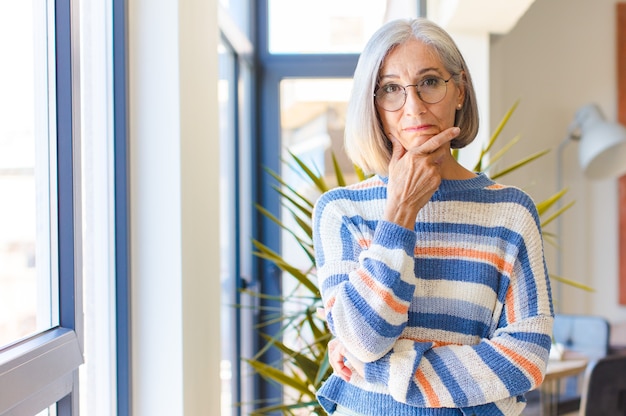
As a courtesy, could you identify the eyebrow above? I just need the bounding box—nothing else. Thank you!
[378,67,444,81]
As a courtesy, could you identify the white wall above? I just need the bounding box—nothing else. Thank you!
[490,0,626,322]
[448,31,491,170]
[128,0,221,414]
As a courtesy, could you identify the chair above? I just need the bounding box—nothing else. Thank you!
[553,314,610,359]
[552,314,611,414]
[578,353,626,415]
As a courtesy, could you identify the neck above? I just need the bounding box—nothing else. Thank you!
[440,152,476,180]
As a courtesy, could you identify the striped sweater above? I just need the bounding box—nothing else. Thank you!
[313,173,554,416]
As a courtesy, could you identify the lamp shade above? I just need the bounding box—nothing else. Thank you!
[575,104,626,179]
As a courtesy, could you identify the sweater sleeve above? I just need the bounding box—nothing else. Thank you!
[313,188,420,362]
[359,202,554,408]
[361,315,553,408]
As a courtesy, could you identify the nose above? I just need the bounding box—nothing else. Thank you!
[404,85,427,115]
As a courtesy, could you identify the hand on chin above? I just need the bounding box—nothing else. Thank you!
[401,132,438,150]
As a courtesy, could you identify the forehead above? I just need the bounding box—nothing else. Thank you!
[379,38,443,75]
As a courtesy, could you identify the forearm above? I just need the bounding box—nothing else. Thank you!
[316,216,418,362]
[360,314,553,408]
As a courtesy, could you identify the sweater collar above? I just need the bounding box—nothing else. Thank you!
[378,172,494,193]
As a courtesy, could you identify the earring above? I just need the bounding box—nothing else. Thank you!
[457,104,462,110]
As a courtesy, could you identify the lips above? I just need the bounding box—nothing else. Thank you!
[403,124,435,133]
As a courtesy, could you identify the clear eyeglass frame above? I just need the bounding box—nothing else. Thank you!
[374,75,453,112]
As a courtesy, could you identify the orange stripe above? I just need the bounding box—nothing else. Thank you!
[415,368,441,407]
[324,271,408,315]
[399,337,459,347]
[350,179,384,190]
[504,286,516,322]
[356,269,409,314]
[325,296,336,311]
[494,343,544,386]
[357,238,371,249]
[414,247,514,276]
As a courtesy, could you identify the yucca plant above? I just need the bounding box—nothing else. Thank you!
[244,102,589,415]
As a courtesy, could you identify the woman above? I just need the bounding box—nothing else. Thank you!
[313,18,553,415]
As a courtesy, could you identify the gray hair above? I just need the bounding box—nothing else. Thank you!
[344,18,480,176]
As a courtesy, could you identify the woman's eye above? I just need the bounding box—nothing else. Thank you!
[420,77,440,88]
[382,84,402,94]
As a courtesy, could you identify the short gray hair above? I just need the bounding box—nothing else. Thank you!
[344,18,480,176]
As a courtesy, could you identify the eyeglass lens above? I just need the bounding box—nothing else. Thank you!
[375,77,450,111]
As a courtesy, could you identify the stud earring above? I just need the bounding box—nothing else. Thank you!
[457,104,462,110]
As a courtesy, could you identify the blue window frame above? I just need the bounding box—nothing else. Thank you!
[219,2,256,414]
[113,0,131,414]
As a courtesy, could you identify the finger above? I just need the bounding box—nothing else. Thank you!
[340,365,352,381]
[337,357,352,381]
[417,126,460,154]
[330,351,352,381]
[328,340,352,381]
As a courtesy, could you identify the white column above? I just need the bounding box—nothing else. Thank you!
[128,0,220,414]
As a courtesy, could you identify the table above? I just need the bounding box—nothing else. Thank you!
[540,358,588,415]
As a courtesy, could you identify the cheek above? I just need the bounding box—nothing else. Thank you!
[377,111,398,133]
[437,107,458,129]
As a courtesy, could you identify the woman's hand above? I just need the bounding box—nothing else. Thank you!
[384,127,460,229]
[328,338,352,381]
[328,338,367,382]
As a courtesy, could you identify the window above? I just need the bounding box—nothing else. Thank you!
[268,0,418,53]
[252,0,420,411]
[0,0,83,414]
[218,1,426,413]
[0,0,58,353]
[219,2,255,415]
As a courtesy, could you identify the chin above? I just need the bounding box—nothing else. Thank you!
[405,135,435,148]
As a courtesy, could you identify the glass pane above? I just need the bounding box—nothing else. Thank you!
[0,2,58,347]
[36,404,57,416]
[268,0,417,54]
[219,0,250,38]
[218,40,237,416]
[280,78,354,182]
[278,78,353,410]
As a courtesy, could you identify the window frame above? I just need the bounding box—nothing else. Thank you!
[0,0,84,414]
[113,0,131,414]
[252,0,361,409]
[218,2,256,415]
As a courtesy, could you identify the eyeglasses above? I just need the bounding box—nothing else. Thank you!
[374,75,453,112]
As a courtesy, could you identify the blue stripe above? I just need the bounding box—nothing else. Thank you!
[417,223,524,250]
[339,222,360,261]
[343,289,406,338]
[410,298,494,325]
[428,353,469,406]
[480,344,532,396]
[414,258,502,290]
[432,184,533,206]
[432,348,486,404]
[326,284,406,339]
[411,312,490,337]
[515,242,540,313]
[508,331,553,352]
[362,258,415,302]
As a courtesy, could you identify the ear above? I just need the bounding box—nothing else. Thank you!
[456,71,467,106]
